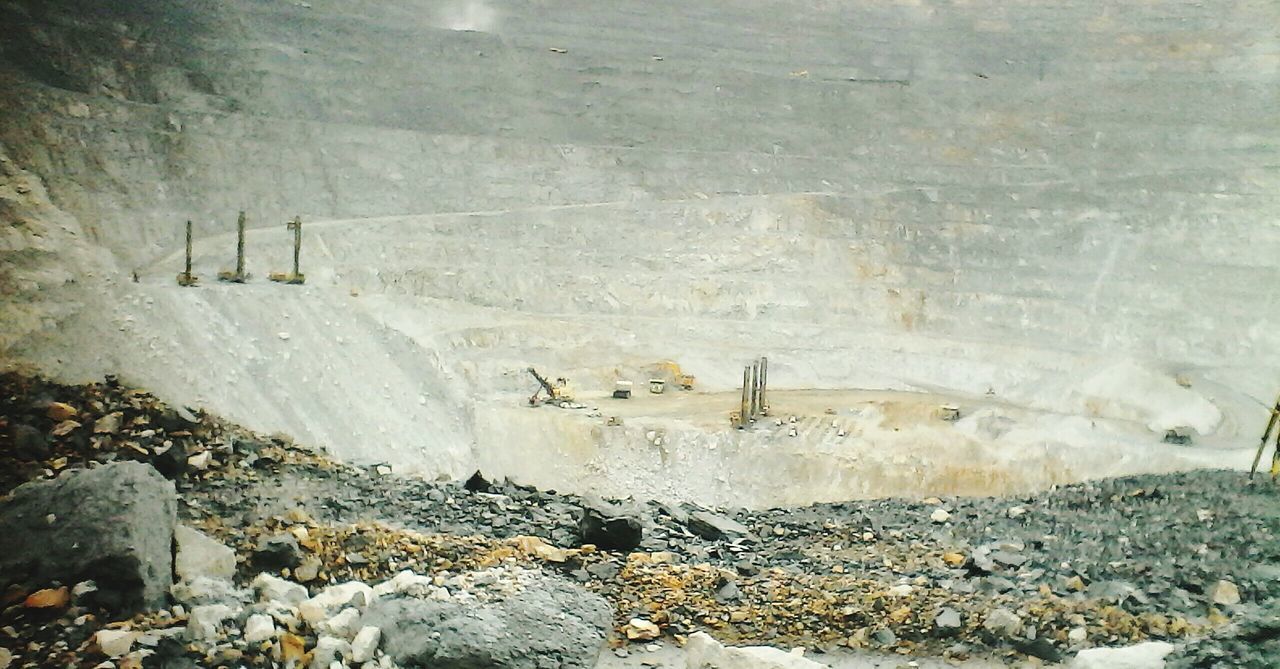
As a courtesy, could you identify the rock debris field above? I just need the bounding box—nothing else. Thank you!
[1,372,1278,669]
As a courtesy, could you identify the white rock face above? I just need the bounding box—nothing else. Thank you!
[1071,641,1176,669]
[684,631,828,669]
[243,613,276,643]
[253,572,309,605]
[174,525,237,582]
[350,626,381,663]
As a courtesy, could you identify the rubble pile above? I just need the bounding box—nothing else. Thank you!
[2,372,1279,668]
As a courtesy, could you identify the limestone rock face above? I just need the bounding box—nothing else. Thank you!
[0,461,176,613]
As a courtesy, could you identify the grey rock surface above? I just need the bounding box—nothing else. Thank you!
[688,511,750,541]
[0,461,177,613]
[365,576,611,669]
[578,502,643,551]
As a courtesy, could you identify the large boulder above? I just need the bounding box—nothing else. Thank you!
[578,501,643,551]
[0,461,177,613]
[363,570,610,669]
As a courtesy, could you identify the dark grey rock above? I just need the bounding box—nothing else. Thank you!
[0,461,176,614]
[364,574,610,669]
[253,533,302,570]
[13,424,48,460]
[687,510,749,541]
[578,502,643,551]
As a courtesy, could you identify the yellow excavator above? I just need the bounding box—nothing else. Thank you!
[527,367,573,407]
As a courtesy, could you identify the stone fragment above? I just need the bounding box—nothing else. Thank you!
[930,508,951,523]
[512,535,568,563]
[365,573,609,669]
[46,402,78,421]
[253,573,309,605]
[321,607,363,640]
[578,503,643,551]
[935,608,962,632]
[170,576,250,606]
[94,629,139,658]
[684,632,825,669]
[982,608,1023,637]
[1070,641,1174,669]
[93,412,123,434]
[1209,579,1240,605]
[942,552,966,567]
[174,525,236,582]
[0,647,11,669]
[253,533,303,570]
[24,587,70,608]
[623,618,660,641]
[350,626,381,663]
[51,419,81,437]
[185,604,237,641]
[244,614,276,643]
[310,636,350,669]
[688,511,749,541]
[301,582,375,625]
[0,462,176,613]
[187,451,211,471]
[294,555,323,582]
[13,425,49,459]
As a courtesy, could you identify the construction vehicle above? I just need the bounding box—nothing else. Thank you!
[613,380,633,399]
[527,367,573,407]
[677,374,696,390]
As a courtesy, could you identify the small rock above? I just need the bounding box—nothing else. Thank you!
[684,632,826,669]
[350,626,381,663]
[0,647,11,669]
[1069,627,1087,643]
[174,525,236,582]
[94,630,139,658]
[930,508,951,523]
[321,607,363,640]
[93,412,123,435]
[942,552,966,567]
[1209,579,1240,606]
[935,608,962,632]
[46,402,78,421]
[244,614,276,643]
[1007,506,1027,518]
[24,587,70,609]
[310,636,350,669]
[253,573,308,605]
[623,618,660,641]
[688,511,750,541]
[185,604,237,641]
[982,608,1023,637]
[186,451,212,471]
[294,555,323,582]
[254,533,303,570]
[579,502,644,551]
[13,425,49,459]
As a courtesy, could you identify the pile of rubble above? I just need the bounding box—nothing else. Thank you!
[2,371,1278,668]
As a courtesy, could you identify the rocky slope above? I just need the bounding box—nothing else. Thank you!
[2,372,1278,667]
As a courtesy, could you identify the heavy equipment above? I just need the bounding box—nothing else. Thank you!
[527,367,573,407]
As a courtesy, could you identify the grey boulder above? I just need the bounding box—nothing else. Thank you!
[364,575,611,669]
[0,461,177,613]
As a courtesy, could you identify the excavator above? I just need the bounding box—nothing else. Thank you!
[527,367,573,407]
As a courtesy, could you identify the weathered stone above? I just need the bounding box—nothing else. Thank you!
[170,576,250,607]
[13,424,49,460]
[935,608,962,633]
[93,629,140,658]
[364,573,609,669]
[688,511,749,541]
[243,614,276,643]
[350,626,381,663]
[46,402,78,422]
[310,636,350,669]
[174,525,236,582]
[253,533,303,570]
[252,573,308,605]
[982,608,1023,637]
[1071,641,1174,669]
[578,503,643,551]
[684,632,825,669]
[622,618,660,640]
[1209,579,1240,606]
[0,462,176,614]
[185,603,238,641]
